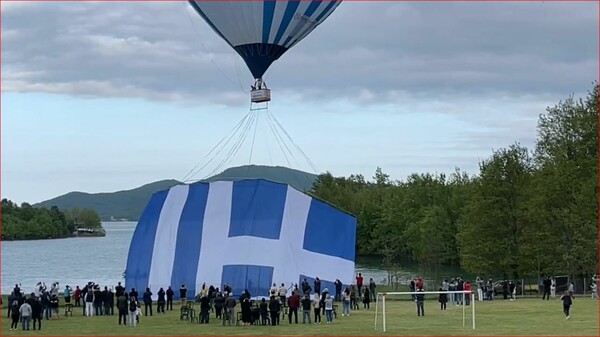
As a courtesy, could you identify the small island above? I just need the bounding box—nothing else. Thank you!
[1,198,105,241]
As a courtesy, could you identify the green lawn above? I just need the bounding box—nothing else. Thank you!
[1,297,597,336]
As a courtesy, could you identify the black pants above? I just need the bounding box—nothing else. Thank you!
[75,298,81,307]
[200,308,209,323]
[270,311,279,325]
[11,317,19,329]
[95,304,103,315]
[215,306,222,318]
[543,290,551,300]
[119,310,128,325]
[261,313,268,325]
[563,305,570,317]
[167,299,173,310]
[417,302,424,316]
[7,306,11,318]
[314,308,321,323]
[364,301,370,309]
[440,302,446,310]
[288,308,298,323]
[157,302,165,314]
[104,305,112,315]
[32,317,42,330]
[144,303,153,316]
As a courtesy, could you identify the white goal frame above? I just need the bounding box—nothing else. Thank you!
[374,290,476,332]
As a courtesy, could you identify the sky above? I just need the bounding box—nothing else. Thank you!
[2,1,598,204]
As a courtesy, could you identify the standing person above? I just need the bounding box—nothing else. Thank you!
[10,302,20,331]
[128,296,138,327]
[464,281,472,305]
[356,273,364,299]
[106,288,114,315]
[334,280,343,302]
[74,286,81,307]
[314,277,321,295]
[179,284,187,307]
[560,291,573,319]
[416,287,425,317]
[31,298,43,330]
[363,287,371,309]
[475,276,484,301]
[143,288,153,316]
[550,278,557,298]
[342,288,351,316]
[63,285,72,304]
[259,298,268,325]
[369,278,376,302]
[313,292,321,324]
[287,290,300,324]
[543,277,552,300]
[324,293,334,324]
[19,301,32,330]
[438,287,447,310]
[200,295,211,324]
[278,283,287,304]
[117,292,128,325]
[591,283,598,299]
[301,293,312,324]
[568,282,575,298]
[225,293,237,326]
[166,286,174,310]
[85,287,95,317]
[268,295,280,326]
[157,288,166,314]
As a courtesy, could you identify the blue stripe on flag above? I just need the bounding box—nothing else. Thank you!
[124,190,170,293]
[303,198,356,261]
[262,0,277,44]
[170,183,210,299]
[222,265,274,298]
[188,1,234,48]
[273,1,301,45]
[229,180,287,239]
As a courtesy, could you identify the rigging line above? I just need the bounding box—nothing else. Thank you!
[265,110,294,167]
[215,109,259,177]
[235,56,249,94]
[204,110,256,179]
[265,109,292,167]
[266,110,300,165]
[182,2,246,94]
[269,110,318,172]
[248,108,260,165]
[182,110,253,182]
[205,109,258,179]
[268,110,319,173]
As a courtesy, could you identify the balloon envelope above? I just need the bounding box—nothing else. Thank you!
[188,0,342,79]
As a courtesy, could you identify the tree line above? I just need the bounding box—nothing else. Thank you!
[309,82,598,280]
[1,199,103,240]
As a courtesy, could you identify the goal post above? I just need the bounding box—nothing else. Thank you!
[374,290,476,332]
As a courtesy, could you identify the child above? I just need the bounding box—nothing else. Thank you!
[416,287,425,316]
[438,287,447,310]
[560,291,573,319]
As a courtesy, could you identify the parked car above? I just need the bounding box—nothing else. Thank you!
[493,280,522,296]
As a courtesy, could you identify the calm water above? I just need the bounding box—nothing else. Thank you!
[1,222,400,294]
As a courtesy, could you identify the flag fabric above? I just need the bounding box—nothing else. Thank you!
[125,179,356,299]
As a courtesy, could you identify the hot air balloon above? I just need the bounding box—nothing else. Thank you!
[188,0,342,103]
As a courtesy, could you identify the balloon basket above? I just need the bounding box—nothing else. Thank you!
[251,88,271,104]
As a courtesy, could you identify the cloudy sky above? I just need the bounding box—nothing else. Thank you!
[2,1,598,204]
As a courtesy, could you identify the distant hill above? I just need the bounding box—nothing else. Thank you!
[33,165,318,221]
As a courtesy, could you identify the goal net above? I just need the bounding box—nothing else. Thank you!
[374,291,476,332]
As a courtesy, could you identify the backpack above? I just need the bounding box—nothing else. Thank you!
[129,299,137,311]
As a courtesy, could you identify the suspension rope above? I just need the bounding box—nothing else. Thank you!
[267,110,319,174]
[182,109,253,182]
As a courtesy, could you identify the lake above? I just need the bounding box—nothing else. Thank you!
[2,222,408,294]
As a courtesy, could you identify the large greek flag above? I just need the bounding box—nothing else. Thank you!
[125,179,356,299]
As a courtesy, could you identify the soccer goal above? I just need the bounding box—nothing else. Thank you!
[374,290,476,332]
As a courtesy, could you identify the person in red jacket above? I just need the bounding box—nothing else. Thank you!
[356,273,364,299]
[74,287,81,307]
[464,282,472,305]
[287,291,300,324]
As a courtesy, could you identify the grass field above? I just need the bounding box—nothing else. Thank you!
[0,296,597,336]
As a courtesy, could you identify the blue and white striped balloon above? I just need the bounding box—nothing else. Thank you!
[188,0,342,79]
